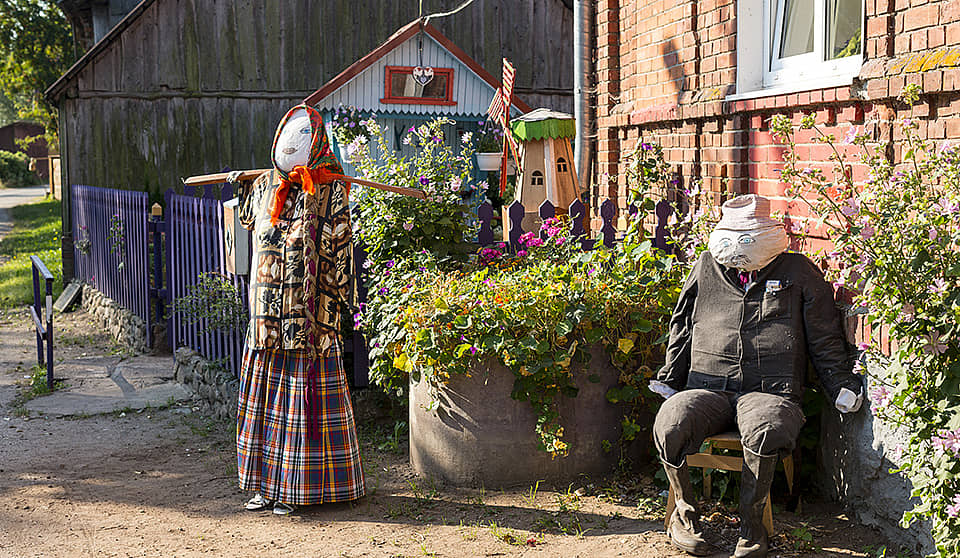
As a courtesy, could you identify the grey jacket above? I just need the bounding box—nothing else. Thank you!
[657,251,862,403]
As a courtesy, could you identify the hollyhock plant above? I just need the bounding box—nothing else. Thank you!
[772,83,960,555]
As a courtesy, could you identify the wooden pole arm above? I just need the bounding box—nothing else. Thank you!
[183,169,428,200]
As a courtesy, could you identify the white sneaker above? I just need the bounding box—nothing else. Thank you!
[244,493,273,511]
[273,502,295,515]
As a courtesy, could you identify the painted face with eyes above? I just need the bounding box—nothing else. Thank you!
[273,108,312,172]
[707,226,789,272]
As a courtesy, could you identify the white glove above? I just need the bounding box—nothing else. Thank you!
[835,387,863,413]
[649,380,678,400]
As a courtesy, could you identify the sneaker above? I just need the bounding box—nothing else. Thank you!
[244,493,273,511]
[273,502,295,515]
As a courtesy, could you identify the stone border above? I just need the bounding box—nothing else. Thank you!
[81,285,149,353]
[173,347,238,422]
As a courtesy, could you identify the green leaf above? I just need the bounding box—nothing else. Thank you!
[556,320,574,336]
[455,343,474,358]
[434,298,449,311]
[617,337,635,354]
[453,314,472,329]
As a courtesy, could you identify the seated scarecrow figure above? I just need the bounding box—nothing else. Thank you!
[650,194,863,557]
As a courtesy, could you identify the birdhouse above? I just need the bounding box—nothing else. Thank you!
[223,198,250,275]
[509,109,581,232]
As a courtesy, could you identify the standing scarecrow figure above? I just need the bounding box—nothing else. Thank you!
[650,194,863,557]
[235,104,365,515]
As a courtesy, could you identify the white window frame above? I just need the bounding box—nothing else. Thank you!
[731,0,864,100]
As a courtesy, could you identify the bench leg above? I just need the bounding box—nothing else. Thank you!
[664,485,676,530]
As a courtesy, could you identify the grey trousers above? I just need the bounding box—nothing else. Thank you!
[653,389,806,467]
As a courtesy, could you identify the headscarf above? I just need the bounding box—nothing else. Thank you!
[268,104,347,226]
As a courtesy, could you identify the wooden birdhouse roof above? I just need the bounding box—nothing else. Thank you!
[511,108,576,141]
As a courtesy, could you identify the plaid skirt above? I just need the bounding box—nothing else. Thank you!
[236,343,365,505]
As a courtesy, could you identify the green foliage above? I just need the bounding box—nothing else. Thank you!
[471,118,504,153]
[771,84,960,556]
[0,0,75,149]
[0,197,61,308]
[0,149,39,187]
[107,213,125,271]
[171,272,246,332]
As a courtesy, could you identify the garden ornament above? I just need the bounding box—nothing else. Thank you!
[649,193,865,557]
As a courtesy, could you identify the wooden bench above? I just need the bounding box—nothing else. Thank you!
[663,431,795,535]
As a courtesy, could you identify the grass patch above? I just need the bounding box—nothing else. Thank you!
[0,198,62,308]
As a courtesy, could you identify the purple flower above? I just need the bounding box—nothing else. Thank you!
[640,142,652,151]
[900,303,915,323]
[418,267,426,272]
[353,312,363,328]
[432,136,442,143]
[936,197,960,214]
[419,176,430,186]
[860,223,876,240]
[378,287,389,295]
[930,228,939,241]
[518,232,535,246]
[408,126,416,133]
[841,197,859,216]
[843,126,858,145]
[385,260,395,268]
[516,250,528,258]
[469,346,478,355]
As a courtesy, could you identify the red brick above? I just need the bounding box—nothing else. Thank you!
[929,26,946,47]
[903,5,939,32]
[924,70,943,91]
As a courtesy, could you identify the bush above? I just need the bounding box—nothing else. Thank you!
[772,83,960,556]
[0,150,40,188]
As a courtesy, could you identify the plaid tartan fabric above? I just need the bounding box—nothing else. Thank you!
[236,343,365,505]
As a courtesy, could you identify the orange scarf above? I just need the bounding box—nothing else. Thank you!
[270,165,351,225]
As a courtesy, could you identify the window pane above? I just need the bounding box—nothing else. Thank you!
[390,72,449,99]
[826,0,862,59]
[778,0,815,58]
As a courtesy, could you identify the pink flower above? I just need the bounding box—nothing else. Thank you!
[860,224,876,239]
[843,126,859,145]
[932,429,960,457]
[929,278,948,295]
[449,177,462,191]
[947,495,960,518]
[900,303,915,323]
[923,330,948,355]
[841,197,859,216]
[930,228,939,241]
[403,222,414,231]
[870,385,892,411]
[554,236,566,246]
[516,250,528,258]
[518,232,536,246]
[526,238,544,248]
[857,342,870,351]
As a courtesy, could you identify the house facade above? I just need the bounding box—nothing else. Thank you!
[590,0,956,551]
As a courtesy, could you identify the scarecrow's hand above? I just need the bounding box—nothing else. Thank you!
[835,387,863,413]
[649,380,678,400]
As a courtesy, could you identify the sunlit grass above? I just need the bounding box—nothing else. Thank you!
[0,198,63,308]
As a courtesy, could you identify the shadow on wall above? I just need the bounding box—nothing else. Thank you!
[817,377,936,556]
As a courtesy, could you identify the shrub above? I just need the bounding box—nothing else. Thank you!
[0,150,39,188]
[772,83,960,556]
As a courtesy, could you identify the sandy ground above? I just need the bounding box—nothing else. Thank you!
[0,306,911,558]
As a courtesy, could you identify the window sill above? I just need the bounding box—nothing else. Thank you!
[727,74,858,102]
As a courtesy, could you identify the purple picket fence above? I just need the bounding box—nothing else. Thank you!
[71,185,152,346]
[165,184,249,376]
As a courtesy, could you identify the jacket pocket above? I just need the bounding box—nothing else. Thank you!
[761,284,793,321]
[761,376,796,397]
[686,371,729,391]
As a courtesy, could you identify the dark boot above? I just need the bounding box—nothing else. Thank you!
[733,450,778,558]
[663,460,713,556]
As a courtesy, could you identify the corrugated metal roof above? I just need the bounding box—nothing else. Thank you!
[311,32,509,118]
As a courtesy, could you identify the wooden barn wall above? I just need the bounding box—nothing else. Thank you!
[58,0,574,199]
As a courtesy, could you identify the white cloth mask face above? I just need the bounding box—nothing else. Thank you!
[273,109,312,172]
[707,226,789,271]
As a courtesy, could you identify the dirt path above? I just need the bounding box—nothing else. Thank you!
[0,307,908,558]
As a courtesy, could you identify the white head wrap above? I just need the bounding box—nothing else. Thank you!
[707,194,789,272]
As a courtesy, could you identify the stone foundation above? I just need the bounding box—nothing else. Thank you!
[173,347,239,422]
[81,285,149,354]
[817,365,936,556]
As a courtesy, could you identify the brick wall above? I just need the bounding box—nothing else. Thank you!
[592,0,960,240]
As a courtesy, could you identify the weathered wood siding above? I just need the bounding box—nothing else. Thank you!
[57,0,574,198]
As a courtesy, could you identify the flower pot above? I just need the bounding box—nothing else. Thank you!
[338,144,352,163]
[475,152,502,172]
[409,344,632,488]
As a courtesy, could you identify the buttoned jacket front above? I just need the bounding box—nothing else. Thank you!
[657,251,861,403]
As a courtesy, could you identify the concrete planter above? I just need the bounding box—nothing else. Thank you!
[409,344,625,488]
